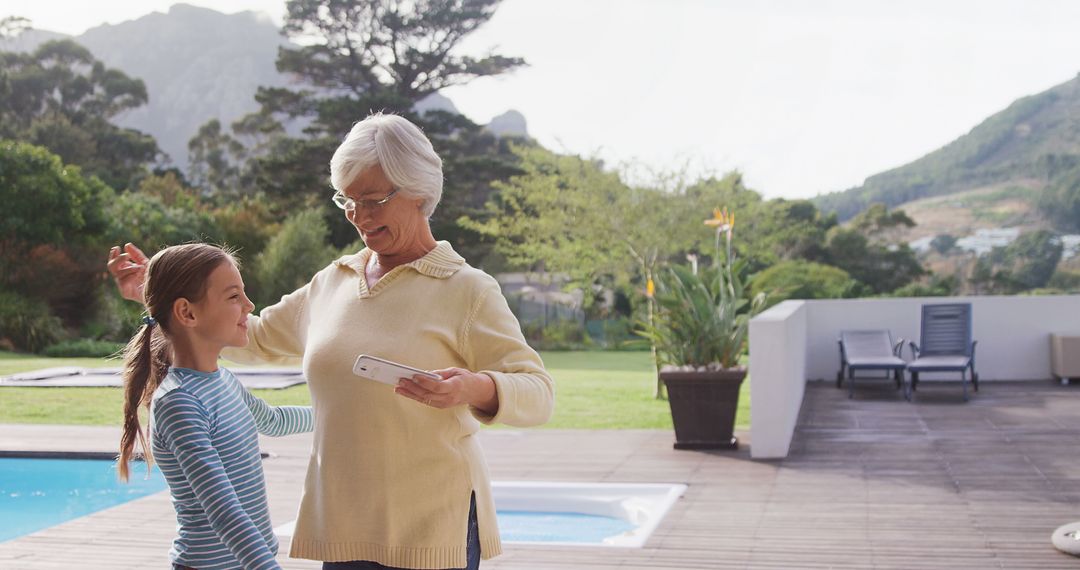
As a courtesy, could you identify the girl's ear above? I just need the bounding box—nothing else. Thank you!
[172,298,197,329]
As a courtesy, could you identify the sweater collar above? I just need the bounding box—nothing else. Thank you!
[334,241,465,279]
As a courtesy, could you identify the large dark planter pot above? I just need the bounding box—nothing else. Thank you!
[659,366,746,450]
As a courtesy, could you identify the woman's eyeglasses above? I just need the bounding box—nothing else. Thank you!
[332,188,399,212]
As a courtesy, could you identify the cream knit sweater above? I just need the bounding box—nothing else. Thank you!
[222,241,554,568]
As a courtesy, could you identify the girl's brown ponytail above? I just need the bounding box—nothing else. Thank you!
[118,318,171,481]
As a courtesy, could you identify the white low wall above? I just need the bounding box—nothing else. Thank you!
[805,295,1080,381]
[748,300,807,459]
[747,294,1080,459]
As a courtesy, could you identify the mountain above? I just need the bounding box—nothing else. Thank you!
[78,4,288,169]
[2,3,527,172]
[485,110,528,138]
[0,28,66,51]
[816,72,1080,221]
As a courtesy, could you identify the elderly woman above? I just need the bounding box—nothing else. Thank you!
[108,113,555,570]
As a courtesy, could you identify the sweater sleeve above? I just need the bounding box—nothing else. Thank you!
[241,387,314,437]
[461,281,555,427]
[155,392,281,570]
[222,282,309,366]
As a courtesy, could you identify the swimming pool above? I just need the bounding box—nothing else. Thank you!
[275,481,688,547]
[0,456,166,543]
[491,481,688,547]
[2,457,686,548]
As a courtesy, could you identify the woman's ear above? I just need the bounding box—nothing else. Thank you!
[172,298,197,329]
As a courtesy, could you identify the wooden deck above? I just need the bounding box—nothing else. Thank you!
[2,380,1078,569]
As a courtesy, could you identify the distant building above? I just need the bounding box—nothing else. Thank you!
[1061,235,1080,259]
[955,228,1021,256]
[910,228,1080,259]
[495,272,583,325]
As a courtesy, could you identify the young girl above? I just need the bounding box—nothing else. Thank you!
[116,243,313,570]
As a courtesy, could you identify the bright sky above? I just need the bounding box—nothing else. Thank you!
[4,0,1080,199]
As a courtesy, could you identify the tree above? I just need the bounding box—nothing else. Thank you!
[104,175,218,252]
[849,203,916,237]
[968,254,999,295]
[737,198,835,271]
[0,16,29,39]
[253,208,339,308]
[0,140,114,323]
[1048,268,1080,293]
[822,203,924,294]
[463,146,640,293]
[222,0,525,262]
[209,196,282,263]
[244,0,524,159]
[187,119,246,198]
[964,231,1062,295]
[890,274,957,297]
[751,260,861,308]
[463,146,734,309]
[0,39,159,189]
[1038,165,1080,232]
[0,141,110,250]
[930,234,958,255]
[1002,230,1063,291]
[267,0,524,134]
[823,229,924,295]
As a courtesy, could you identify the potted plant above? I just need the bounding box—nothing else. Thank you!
[639,208,765,449]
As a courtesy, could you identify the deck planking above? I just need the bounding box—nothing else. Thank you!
[1,380,1078,569]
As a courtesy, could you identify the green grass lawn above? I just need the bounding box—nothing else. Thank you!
[0,350,750,430]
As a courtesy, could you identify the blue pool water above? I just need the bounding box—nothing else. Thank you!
[0,458,167,543]
[1,458,637,545]
[497,510,636,543]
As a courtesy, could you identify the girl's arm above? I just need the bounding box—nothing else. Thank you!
[155,393,282,570]
[240,387,314,437]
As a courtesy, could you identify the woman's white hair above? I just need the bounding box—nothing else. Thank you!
[329,112,443,217]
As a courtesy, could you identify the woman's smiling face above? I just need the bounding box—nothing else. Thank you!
[344,164,428,258]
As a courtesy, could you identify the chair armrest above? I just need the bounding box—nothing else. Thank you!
[909,341,921,359]
[838,339,847,365]
[893,338,905,358]
[970,340,977,367]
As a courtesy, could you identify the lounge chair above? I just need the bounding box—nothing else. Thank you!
[837,330,906,399]
[907,303,978,401]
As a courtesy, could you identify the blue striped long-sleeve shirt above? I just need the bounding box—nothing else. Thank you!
[150,366,313,570]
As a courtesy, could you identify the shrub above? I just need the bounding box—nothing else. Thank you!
[0,140,113,252]
[253,208,338,308]
[751,260,861,309]
[5,243,105,325]
[521,319,592,351]
[42,338,125,358]
[890,274,958,297]
[1049,269,1080,293]
[0,291,64,353]
[79,286,146,342]
[106,190,217,251]
[0,141,114,327]
[209,195,280,261]
[585,317,646,350]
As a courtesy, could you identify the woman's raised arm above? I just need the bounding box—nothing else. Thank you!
[106,243,150,303]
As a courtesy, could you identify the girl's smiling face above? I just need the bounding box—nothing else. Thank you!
[190,261,254,350]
